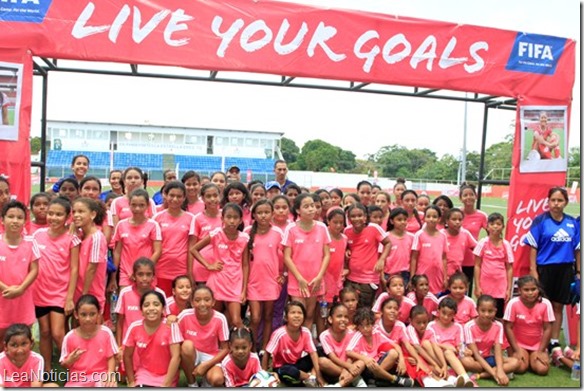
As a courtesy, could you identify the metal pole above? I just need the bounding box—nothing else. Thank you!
[461,93,468,182]
[477,104,489,209]
[39,72,48,192]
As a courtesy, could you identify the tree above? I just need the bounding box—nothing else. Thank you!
[483,134,513,180]
[415,154,459,181]
[279,137,300,164]
[568,146,580,184]
[296,139,356,172]
[374,145,437,179]
[31,136,42,155]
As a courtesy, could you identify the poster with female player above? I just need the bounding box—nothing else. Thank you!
[0,62,22,141]
[519,106,568,173]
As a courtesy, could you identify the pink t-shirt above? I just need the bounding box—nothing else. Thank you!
[405,211,424,234]
[114,285,168,340]
[412,230,449,295]
[283,221,331,297]
[384,231,415,275]
[319,328,355,362]
[266,326,316,368]
[75,230,108,312]
[503,297,555,351]
[375,320,409,346]
[437,295,478,325]
[372,293,415,324]
[192,212,222,282]
[112,218,162,286]
[441,228,477,276]
[187,201,205,216]
[463,319,504,357]
[0,351,44,387]
[461,210,488,267]
[27,221,48,234]
[32,229,81,308]
[473,238,514,299]
[221,352,261,387]
[166,297,183,316]
[177,309,229,356]
[245,226,284,301]
[405,324,437,345]
[60,326,118,387]
[324,234,348,302]
[347,329,393,361]
[428,320,464,350]
[111,196,157,221]
[123,320,183,387]
[406,291,439,317]
[344,223,388,284]
[153,210,196,280]
[0,235,40,328]
[205,228,249,302]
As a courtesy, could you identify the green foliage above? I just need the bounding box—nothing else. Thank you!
[30,136,41,154]
[375,144,437,178]
[280,137,300,164]
[568,146,580,184]
[483,134,513,179]
[296,139,356,172]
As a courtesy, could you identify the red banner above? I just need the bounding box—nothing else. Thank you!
[0,0,576,100]
[507,99,570,277]
[0,49,32,206]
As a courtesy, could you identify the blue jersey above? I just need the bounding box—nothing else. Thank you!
[524,212,580,266]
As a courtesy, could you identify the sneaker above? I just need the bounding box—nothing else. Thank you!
[352,377,368,387]
[548,341,561,354]
[187,382,199,388]
[507,372,515,380]
[392,375,415,387]
[324,383,341,387]
[454,375,465,387]
[564,346,575,359]
[463,376,474,388]
[551,346,564,367]
[303,375,318,388]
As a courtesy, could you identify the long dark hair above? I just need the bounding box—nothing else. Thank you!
[247,199,273,261]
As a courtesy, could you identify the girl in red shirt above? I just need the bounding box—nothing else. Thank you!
[221,327,267,387]
[27,192,50,234]
[167,275,192,317]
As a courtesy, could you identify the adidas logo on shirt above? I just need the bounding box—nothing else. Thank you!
[551,228,572,242]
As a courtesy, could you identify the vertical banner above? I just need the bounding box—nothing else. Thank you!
[506,100,570,277]
[0,49,32,205]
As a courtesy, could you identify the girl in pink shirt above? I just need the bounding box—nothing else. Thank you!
[503,275,554,375]
[192,183,222,285]
[60,294,118,387]
[192,203,250,328]
[401,190,424,234]
[432,195,454,231]
[33,197,81,372]
[346,308,413,387]
[221,327,266,387]
[344,203,391,309]
[181,171,205,216]
[283,193,331,331]
[459,183,488,296]
[473,212,514,319]
[80,176,114,244]
[441,208,477,278]
[372,274,415,324]
[250,183,267,209]
[329,188,343,209]
[340,286,359,331]
[375,191,392,231]
[245,199,284,353]
[27,192,49,234]
[223,181,253,227]
[383,208,414,288]
[410,205,449,295]
[270,195,292,331]
[111,167,157,227]
[438,273,478,325]
[154,181,196,296]
[72,197,108,314]
[264,301,324,387]
[0,201,40,343]
[0,324,44,387]
[318,303,365,387]
[167,275,192,317]
[461,295,520,386]
[427,297,473,387]
[123,290,182,387]
[178,285,229,387]
[112,189,162,288]
[406,274,439,318]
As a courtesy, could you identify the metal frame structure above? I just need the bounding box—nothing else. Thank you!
[32,58,516,206]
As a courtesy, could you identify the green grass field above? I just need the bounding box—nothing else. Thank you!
[27,186,581,387]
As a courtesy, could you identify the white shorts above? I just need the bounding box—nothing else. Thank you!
[194,350,220,367]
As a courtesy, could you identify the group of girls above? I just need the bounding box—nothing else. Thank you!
[0,154,580,387]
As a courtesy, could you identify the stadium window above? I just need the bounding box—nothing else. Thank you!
[246,138,259,147]
[59,128,67,137]
[74,129,85,138]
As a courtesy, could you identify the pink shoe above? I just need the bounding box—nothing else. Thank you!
[564,346,575,359]
[551,346,564,367]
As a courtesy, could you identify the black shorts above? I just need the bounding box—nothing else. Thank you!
[274,355,314,385]
[537,263,574,304]
[344,280,376,309]
[494,298,505,319]
[35,306,65,318]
